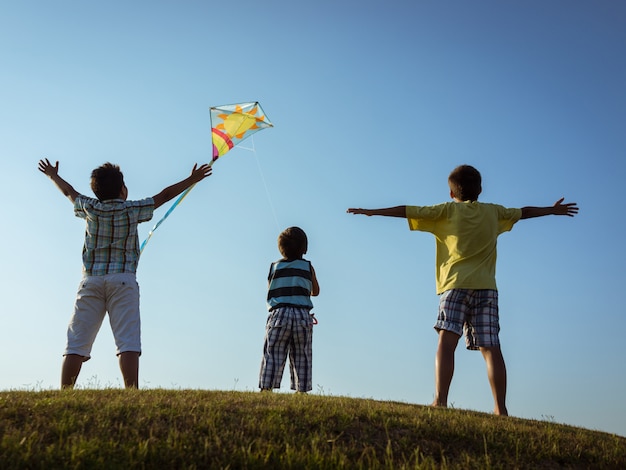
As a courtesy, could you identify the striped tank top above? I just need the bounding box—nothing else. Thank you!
[267,259,314,311]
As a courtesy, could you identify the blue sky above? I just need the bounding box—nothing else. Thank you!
[1,1,625,437]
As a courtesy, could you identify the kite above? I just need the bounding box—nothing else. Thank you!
[140,102,273,253]
[211,102,273,159]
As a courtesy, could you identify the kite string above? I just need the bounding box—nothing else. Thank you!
[249,136,280,231]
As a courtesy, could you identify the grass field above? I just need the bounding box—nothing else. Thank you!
[1,389,624,469]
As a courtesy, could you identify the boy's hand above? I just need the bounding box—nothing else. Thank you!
[38,158,79,202]
[521,198,579,219]
[347,208,370,215]
[552,198,579,217]
[189,163,213,183]
[38,158,59,177]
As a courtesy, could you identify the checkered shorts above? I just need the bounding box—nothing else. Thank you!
[435,289,500,350]
[259,306,314,392]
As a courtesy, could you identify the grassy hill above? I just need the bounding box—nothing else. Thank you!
[1,389,624,469]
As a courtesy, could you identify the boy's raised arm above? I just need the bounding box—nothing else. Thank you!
[38,159,80,203]
[520,198,579,219]
[347,206,407,218]
[152,163,212,209]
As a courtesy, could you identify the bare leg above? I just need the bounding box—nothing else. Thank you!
[61,354,85,389]
[119,351,140,389]
[480,346,508,416]
[432,330,460,407]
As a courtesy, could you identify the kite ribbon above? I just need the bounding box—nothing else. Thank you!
[139,159,214,255]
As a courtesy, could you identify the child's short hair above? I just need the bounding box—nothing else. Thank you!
[448,165,482,202]
[91,163,124,201]
[278,226,308,260]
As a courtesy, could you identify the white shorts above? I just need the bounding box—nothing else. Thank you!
[64,272,141,360]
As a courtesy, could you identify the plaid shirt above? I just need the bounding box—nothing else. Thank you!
[74,195,155,276]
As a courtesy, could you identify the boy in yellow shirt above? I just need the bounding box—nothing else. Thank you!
[347,165,578,415]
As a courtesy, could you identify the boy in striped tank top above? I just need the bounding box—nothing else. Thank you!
[259,227,320,393]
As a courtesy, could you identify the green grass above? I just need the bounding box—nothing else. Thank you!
[1,390,624,469]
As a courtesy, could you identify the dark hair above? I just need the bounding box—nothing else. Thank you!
[278,226,308,260]
[91,163,124,201]
[448,165,482,201]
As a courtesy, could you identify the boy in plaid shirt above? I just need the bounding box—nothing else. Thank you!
[348,165,578,415]
[39,158,212,388]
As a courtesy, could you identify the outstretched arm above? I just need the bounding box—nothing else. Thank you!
[38,158,80,203]
[346,206,407,218]
[152,163,213,209]
[520,198,579,219]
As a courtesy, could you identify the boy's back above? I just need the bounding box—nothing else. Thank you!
[406,201,521,293]
[75,195,154,276]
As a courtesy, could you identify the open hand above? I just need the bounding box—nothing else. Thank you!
[347,208,369,215]
[553,198,579,217]
[190,163,213,183]
[38,158,59,177]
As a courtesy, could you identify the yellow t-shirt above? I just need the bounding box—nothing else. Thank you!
[406,202,522,294]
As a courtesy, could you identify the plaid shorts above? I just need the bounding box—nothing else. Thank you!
[259,306,314,392]
[435,289,500,350]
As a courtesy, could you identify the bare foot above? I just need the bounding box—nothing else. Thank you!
[493,406,508,416]
[430,401,447,408]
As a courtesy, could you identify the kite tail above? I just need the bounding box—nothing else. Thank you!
[140,160,215,255]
